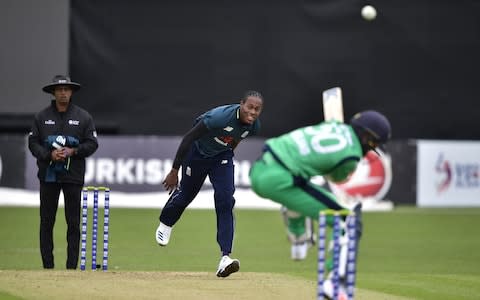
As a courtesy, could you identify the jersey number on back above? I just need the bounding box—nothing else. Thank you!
[291,123,353,155]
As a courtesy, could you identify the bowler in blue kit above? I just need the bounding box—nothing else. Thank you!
[155,91,264,278]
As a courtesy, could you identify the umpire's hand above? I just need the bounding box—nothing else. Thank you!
[51,148,66,162]
[163,169,179,194]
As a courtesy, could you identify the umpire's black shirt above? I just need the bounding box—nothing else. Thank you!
[28,100,98,184]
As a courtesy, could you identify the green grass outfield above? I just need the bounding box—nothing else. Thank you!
[0,206,480,299]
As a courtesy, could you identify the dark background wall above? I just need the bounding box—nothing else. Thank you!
[0,0,69,133]
[69,0,480,139]
[1,0,479,140]
[0,0,69,114]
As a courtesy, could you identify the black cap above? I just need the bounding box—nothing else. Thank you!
[42,75,81,94]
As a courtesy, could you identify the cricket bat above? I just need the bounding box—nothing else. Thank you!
[322,87,344,122]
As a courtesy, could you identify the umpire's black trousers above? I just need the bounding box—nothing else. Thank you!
[39,182,82,269]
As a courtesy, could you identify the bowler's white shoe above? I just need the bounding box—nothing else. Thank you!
[155,222,172,246]
[291,242,308,260]
[216,255,240,278]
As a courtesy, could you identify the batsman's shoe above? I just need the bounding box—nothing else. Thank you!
[216,255,240,278]
[155,222,172,246]
[291,242,308,260]
[322,278,348,300]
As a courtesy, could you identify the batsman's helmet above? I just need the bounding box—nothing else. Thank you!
[350,110,391,145]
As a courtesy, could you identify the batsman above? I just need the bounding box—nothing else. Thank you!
[249,110,391,299]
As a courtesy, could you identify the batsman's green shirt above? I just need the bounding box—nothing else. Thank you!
[266,121,362,182]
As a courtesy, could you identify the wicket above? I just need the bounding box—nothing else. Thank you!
[317,209,357,300]
[80,186,110,271]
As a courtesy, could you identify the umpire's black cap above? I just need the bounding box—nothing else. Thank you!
[350,110,391,144]
[42,75,81,94]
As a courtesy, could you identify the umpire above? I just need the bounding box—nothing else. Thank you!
[28,75,98,269]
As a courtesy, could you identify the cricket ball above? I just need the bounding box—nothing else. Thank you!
[361,5,377,21]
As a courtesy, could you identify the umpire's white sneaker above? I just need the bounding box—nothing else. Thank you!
[155,222,172,246]
[291,242,308,260]
[216,255,240,278]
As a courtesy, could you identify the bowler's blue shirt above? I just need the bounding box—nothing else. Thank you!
[194,104,260,157]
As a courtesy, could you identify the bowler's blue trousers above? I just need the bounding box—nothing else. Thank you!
[160,145,236,255]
